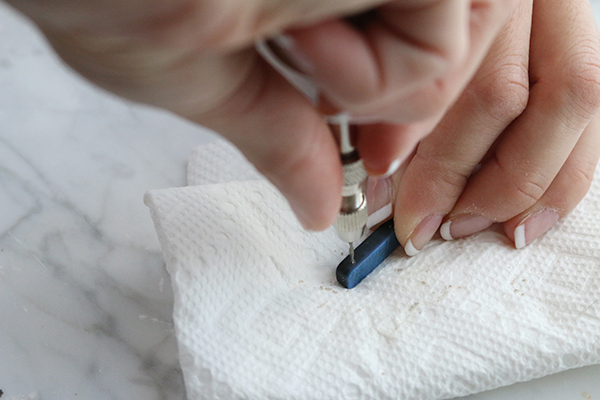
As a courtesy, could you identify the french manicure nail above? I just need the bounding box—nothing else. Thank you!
[366,176,393,229]
[269,34,314,74]
[381,158,402,179]
[366,176,393,213]
[440,220,453,241]
[367,203,392,230]
[404,214,444,256]
[514,210,559,249]
[326,113,382,125]
[441,214,492,240]
[326,112,350,125]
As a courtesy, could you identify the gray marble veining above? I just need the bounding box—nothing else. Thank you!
[0,3,216,399]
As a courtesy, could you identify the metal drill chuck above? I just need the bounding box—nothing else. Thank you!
[334,199,367,243]
[329,116,369,259]
[333,150,368,244]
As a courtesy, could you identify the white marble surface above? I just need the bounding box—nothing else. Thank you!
[0,3,216,399]
[0,2,599,400]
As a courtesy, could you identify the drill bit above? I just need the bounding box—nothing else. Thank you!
[336,219,400,289]
[349,242,355,264]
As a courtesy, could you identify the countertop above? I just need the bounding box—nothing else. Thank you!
[0,2,599,399]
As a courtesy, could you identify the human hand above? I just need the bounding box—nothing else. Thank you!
[375,0,600,255]
[5,0,517,231]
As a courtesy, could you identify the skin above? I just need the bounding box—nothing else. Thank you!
[3,0,519,232]
[385,0,600,252]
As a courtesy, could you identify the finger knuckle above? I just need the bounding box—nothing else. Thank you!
[412,153,470,194]
[472,59,529,124]
[433,168,470,195]
[561,39,600,120]
[511,177,546,205]
[492,155,547,206]
[566,158,596,196]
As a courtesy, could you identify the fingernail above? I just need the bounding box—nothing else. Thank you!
[364,154,406,178]
[326,113,381,125]
[514,210,559,249]
[440,214,492,241]
[326,112,350,125]
[404,214,444,256]
[367,203,392,230]
[366,176,393,229]
[269,34,314,74]
[343,115,382,124]
[381,158,402,179]
[366,176,393,213]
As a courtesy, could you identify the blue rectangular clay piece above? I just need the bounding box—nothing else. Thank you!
[336,218,400,289]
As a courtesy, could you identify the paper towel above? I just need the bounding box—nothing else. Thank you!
[146,139,600,400]
[187,140,262,186]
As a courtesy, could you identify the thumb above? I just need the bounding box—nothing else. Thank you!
[198,58,344,230]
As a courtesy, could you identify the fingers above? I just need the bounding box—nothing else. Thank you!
[438,0,600,249]
[286,0,470,118]
[5,0,525,237]
[365,176,394,229]
[356,119,439,176]
[281,0,519,177]
[365,149,416,230]
[503,113,600,248]
[285,0,518,122]
[389,0,532,253]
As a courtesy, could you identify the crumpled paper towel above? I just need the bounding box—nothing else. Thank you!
[145,139,600,400]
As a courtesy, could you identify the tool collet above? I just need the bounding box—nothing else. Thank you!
[330,119,368,262]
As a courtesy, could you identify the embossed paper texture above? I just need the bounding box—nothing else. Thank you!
[146,140,600,400]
